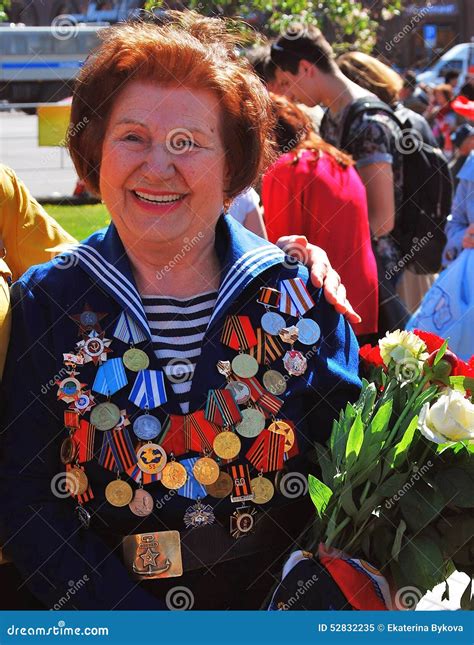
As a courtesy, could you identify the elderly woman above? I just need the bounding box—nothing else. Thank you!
[0,13,360,610]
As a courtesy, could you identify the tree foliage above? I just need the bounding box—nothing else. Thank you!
[0,0,11,22]
[145,0,403,53]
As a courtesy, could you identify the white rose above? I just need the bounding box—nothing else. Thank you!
[418,389,474,444]
[379,330,428,368]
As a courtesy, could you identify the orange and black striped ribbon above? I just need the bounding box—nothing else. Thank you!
[249,329,285,365]
[257,287,281,308]
[73,419,96,463]
[245,429,285,472]
[205,389,242,427]
[98,427,136,472]
[229,463,252,498]
[221,315,258,351]
[64,410,80,429]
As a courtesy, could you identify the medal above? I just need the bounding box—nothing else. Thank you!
[192,456,220,485]
[268,419,295,453]
[251,474,275,504]
[230,506,257,539]
[161,460,188,490]
[90,402,121,431]
[283,349,307,376]
[105,479,133,507]
[230,464,254,502]
[176,457,207,499]
[66,466,89,496]
[279,325,299,345]
[225,380,251,405]
[279,278,315,317]
[60,436,77,465]
[136,443,167,474]
[123,348,150,372]
[183,498,215,529]
[213,431,241,460]
[261,311,285,336]
[71,304,107,335]
[133,414,161,440]
[56,376,86,403]
[231,353,259,378]
[257,287,281,308]
[129,370,167,409]
[235,408,266,438]
[93,358,128,396]
[216,360,232,379]
[221,316,258,351]
[75,504,91,529]
[296,318,321,345]
[69,390,95,415]
[263,369,287,395]
[76,331,112,365]
[129,487,154,517]
[113,310,148,345]
[205,471,233,498]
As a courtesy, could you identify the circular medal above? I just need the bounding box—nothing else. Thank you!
[261,311,286,336]
[251,476,275,504]
[58,377,82,398]
[90,402,121,431]
[225,380,251,405]
[60,437,77,465]
[66,467,88,496]
[296,318,321,345]
[80,311,98,327]
[161,461,188,490]
[133,414,161,440]
[136,443,167,474]
[213,431,241,460]
[129,488,154,517]
[205,471,233,498]
[193,457,220,485]
[283,350,307,376]
[123,348,149,372]
[75,392,93,412]
[84,337,104,358]
[268,420,295,452]
[231,354,259,378]
[263,369,287,395]
[235,408,266,438]
[105,479,133,507]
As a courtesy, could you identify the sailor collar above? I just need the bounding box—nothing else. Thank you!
[69,213,286,340]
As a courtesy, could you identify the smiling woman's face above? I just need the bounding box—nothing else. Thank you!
[99,80,228,251]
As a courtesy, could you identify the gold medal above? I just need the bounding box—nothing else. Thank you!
[268,419,295,452]
[251,475,275,504]
[60,437,77,465]
[213,431,241,460]
[137,443,167,474]
[129,488,154,516]
[235,408,266,438]
[123,348,150,372]
[105,479,133,507]
[231,353,259,378]
[205,471,233,498]
[66,467,88,496]
[161,461,188,490]
[90,402,121,431]
[193,456,220,485]
[263,369,287,395]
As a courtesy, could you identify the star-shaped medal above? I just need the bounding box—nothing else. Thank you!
[76,330,112,365]
[56,375,87,403]
[70,304,107,336]
[68,389,96,415]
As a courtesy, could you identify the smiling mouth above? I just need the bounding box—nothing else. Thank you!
[133,190,186,204]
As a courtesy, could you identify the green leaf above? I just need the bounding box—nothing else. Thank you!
[434,468,474,507]
[340,486,358,518]
[398,535,445,593]
[400,481,446,532]
[377,471,411,500]
[391,519,406,562]
[460,578,473,610]
[314,442,336,486]
[390,415,419,469]
[345,411,364,470]
[308,474,333,518]
[433,339,448,365]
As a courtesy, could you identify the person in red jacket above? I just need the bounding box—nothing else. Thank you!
[262,94,378,337]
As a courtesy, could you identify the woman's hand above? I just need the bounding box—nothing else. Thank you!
[275,235,362,325]
[462,223,474,249]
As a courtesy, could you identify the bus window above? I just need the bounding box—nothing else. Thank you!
[77,31,102,56]
[53,35,80,55]
[25,32,54,56]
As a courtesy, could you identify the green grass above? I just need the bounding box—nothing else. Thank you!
[44,203,110,242]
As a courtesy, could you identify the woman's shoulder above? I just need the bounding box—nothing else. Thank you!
[458,151,474,182]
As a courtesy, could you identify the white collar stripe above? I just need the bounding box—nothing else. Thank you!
[218,246,285,302]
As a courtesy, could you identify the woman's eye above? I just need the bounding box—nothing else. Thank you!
[169,137,199,152]
[123,133,142,142]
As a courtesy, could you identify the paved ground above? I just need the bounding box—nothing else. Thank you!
[0,111,77,198]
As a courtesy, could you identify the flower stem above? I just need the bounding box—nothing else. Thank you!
[325,515,351,548]
[385,374,431,446]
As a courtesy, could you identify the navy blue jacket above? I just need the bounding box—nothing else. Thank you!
[0,214,360,609]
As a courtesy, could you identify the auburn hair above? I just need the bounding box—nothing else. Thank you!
[68,11,276,198]
[270,93,353,167]
[337,51,403,107]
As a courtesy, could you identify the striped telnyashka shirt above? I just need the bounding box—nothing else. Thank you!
[142,291,218,414]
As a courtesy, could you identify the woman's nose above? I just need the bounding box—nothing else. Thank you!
[141,143,176,179]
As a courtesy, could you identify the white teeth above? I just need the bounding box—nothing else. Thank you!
[134,191,183,204]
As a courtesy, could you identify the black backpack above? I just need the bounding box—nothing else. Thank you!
[340,98,453,274]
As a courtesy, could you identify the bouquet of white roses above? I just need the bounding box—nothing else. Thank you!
[308,329,474,609]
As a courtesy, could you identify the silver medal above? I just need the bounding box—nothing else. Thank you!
[225,380,251,405]
[261,311,286,336]
[133,414,161,440]
[296,318,321,345]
